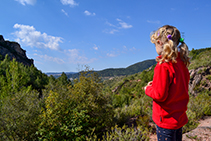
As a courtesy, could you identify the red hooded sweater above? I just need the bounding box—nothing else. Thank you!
[145,53,190,129]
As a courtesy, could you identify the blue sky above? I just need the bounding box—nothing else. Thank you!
[0,0,211,72]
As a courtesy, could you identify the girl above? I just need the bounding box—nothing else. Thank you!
[144,25,190,141]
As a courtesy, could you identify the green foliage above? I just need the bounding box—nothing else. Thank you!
[205,74,211,80]
[0,54,3,61]
[102,125,147,141]
[0,87,41,140]
[0,57,48,140]
[189,47,211,60]
[189,47,211,69]
[57,72,72,86]
[71,70,114,136]
[37,91,91,141]
[87,124,151,141]
[38,69,114,140]
[183,90,211,133]
[113,95,152,127]
[0,56,48,100]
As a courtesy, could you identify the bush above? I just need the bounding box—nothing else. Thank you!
[87,123,153,141]
[37,91,91,141]
[0,87,41,140]
[183,90,211,133]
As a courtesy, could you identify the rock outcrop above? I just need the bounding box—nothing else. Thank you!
[112,79,129,93]
[189,66,211,96]
[0,35,33,66]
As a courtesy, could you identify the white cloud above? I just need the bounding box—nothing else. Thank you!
[107,53,117,57]
[61,9,69,16]
[104,19,132,34]
[121,45,139,54]
[15,0,36,5]
[65,49,96,64]
[93,44,99,50]
[147,20,161,24]
[67,49,79,60]
[129,47,136,51]
[13,23,63,50]
[103,29,119,34]
[106,21,116,27]
[116,18,133,29]
[109,29,119,34]
[33,53,64,64]
[105,45,138,58]
[60,0,78,7]
[84,10,96,16]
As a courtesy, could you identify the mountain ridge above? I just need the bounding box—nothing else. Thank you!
[54,59,157,79]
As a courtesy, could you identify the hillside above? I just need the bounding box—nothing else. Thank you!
[97,59,156,77]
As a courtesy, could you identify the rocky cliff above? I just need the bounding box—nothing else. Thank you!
[0,35,33,66]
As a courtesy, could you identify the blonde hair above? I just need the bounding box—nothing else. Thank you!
[150,25,190,67]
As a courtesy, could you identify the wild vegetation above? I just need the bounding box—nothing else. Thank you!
[0,47,210,140]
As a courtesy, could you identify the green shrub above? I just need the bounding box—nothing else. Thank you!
[0,87,41,140]
[183,90,211,133]
[87,125,151,141]
[189,48,211,69]
[205,75,211,80]
[37,91,91,141]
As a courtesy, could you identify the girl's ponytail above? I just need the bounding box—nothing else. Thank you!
[179,42,190,67]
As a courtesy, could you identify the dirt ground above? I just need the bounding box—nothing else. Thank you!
[149,116,211,141]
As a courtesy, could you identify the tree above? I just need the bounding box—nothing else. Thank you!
[57,72,71,86]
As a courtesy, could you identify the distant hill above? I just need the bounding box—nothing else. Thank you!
[96,59,156,77]
[46,72,77,77]
[65,59,157,79]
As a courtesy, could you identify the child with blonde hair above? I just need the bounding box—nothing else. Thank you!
[145,25,190,141]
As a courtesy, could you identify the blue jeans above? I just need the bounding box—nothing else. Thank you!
[156,125,182,141]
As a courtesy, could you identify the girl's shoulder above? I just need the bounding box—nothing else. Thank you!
[155,61,175,77]
[155,61,173,68]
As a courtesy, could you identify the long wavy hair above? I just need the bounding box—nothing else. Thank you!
[150,25,190,67]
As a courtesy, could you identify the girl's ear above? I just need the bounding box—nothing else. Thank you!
[157,40,163,45]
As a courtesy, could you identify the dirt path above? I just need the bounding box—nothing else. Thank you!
[149,116,211,141]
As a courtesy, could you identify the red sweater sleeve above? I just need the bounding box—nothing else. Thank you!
[145,63,172,102]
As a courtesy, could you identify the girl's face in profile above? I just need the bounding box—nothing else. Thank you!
[155,40,163,55]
